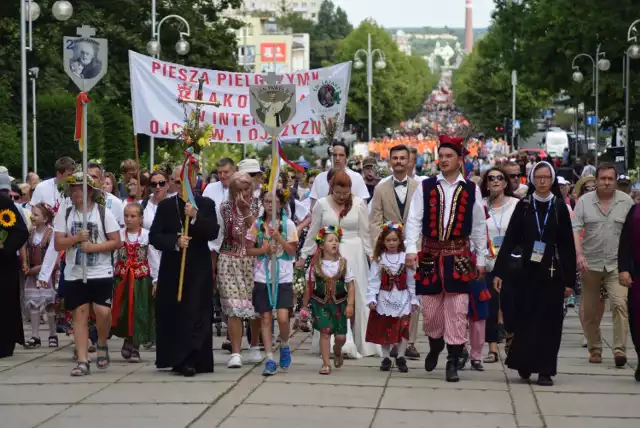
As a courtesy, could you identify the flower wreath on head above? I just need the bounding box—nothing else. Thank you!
[314,224,343,245]
[260,183,290,200]
[380,221,404,234]
[57,169,105,206]
[36,202,55,221]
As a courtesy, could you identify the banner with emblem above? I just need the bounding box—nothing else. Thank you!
[128,51,351,143]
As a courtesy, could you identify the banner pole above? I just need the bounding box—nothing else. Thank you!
[271,137,278,307]
[82,101,88,284]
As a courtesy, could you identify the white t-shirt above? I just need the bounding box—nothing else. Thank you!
[309,168,370,202]
[105,193,124,227]
[246,218,298,283]
[53,204,120,281]
[30,178,66,213]
[485,196,519,271]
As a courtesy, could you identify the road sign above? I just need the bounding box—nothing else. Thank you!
[544,109,553,119]
[586,115,597,125]
[63,25,108,92]
[513,120,521,130]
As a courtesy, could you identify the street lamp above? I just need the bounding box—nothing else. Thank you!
[147,1,192,170]
[28,67,39,174]
[21,1,73,180]
[571,43,608,165]
[624,19,640,170]
[353,33,386,142]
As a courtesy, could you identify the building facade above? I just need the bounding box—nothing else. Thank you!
[240,1,321,21]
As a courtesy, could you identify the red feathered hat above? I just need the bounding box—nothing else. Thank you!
[438,134,468,156]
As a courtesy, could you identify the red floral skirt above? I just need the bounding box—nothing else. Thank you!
[365,312,411,345]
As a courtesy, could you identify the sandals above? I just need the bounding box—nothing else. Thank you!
[72,348,92,363]
[129,348,141,363]
[96,344,110,369]
[483,351,499,363]
[70,361,91,377]
[333,345,344,368]
[319,365,331,375]
[121,340,132,360]
[48,335,58,348]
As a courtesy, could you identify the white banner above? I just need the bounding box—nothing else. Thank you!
[129,51,351,143]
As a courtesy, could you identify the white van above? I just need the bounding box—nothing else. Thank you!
[544,130,569,158]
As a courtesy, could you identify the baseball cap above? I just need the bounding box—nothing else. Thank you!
[0,166,14,182]
[237,159,261,174]
[617,174,630,183]
[0,173,11,191]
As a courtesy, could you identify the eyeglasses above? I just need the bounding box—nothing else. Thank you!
[487,175,505,182]
[534,175,552,182]
[508,173,520,179]
[248,172,260,178]
[10,194,20,201]
[150,180,167,188]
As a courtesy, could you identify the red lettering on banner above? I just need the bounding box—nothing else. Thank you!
[312,121,321,134]
[223,94,233,107]
[150,120,158,134]
[212,128,225,140]
[242,114,251,127]
[151,62,210,84]
[209,93,218,103]
[249,128,258,141]
[238,95,248,108]
[301,121,309,135]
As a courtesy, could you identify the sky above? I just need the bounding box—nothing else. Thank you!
[332,0,495,29]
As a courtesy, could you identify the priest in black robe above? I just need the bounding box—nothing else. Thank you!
[150,184,219,377]
[493,161,576,386]
[0,193,29,358]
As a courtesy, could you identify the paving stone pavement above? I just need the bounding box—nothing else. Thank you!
[0,310,637,428]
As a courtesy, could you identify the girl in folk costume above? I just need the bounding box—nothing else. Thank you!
[301,225,356,375]
[246,187,298,376]
[23,203,59,349]
[365,222,419,373]
[111,203,159,363]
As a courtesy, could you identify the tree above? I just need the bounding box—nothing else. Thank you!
[330,20,437,140]
[308,1,353,69]
[0,0,242,178]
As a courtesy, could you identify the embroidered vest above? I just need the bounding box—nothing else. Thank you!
[310,257,349,304]
[380,264,408,292]
[27,228,53,268]
[114,239,150,279]
[421,177,476,241]
[220,199,260,256]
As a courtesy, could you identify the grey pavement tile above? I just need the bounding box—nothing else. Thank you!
[555,357,634,376]
[118,363,250,383]
[0,363,141,384]
[265,365,388,386]
[531,373,640,394]
[83,381,234,404]
[545,416,640,428]
[509,384,539,415]
[0,351,45,367]
[387,369,508,390]
[536,392,640,417]
[380,386,513,413]
[0,404,67,428]
[38,404,207,428]
[245,382,383,408]
[372,409,518,428]
[219,404,375,428]
[0,383,109,404]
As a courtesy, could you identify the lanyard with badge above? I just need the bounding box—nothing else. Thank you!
[531,198,553,263]
[490,202,505,253]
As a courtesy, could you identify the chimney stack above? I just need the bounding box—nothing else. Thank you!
[464,0,473,53]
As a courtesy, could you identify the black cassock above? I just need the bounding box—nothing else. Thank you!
[0,196,29,358]
[493,196,576,376]
[150,195,219,373]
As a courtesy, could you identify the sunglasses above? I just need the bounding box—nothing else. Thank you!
[508,173,520,179]
[248,172,260,178]
[487,175,505,182]
[10,194,21,201]
[583,185,596,192]
[150,180,167,188]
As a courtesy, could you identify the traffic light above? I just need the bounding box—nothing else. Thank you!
[495,126,504,133]
[504,118,513,136]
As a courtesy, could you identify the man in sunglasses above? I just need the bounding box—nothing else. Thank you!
[503,162,528,199]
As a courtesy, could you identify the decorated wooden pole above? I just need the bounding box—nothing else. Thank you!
[64,25,108,283]
[175,76,219,302]
[249,72,297,309]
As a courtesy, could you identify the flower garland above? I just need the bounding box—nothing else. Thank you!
[314,225,343,245]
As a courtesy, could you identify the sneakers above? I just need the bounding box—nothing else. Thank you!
[247,346,263,364]
[614,352,627,368]
[567,296,576,308]
[227,353,243,368]
[396,357,409,373]
[262,359,277,376]
[279,345,292,370]
[380,357,392,371]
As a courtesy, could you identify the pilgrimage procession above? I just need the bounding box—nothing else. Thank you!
[1,1,640,427]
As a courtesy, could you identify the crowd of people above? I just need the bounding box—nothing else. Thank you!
[0,133,639,386]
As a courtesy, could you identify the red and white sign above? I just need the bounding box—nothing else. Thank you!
[260,43,287,62]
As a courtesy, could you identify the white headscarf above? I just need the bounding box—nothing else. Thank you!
[528,161,556,202]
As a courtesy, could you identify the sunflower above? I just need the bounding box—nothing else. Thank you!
[0,209,17,228]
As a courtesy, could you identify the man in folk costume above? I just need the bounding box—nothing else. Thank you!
[405,134,487,382]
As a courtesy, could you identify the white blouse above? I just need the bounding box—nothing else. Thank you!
[366,252,418,317]
[306,259,355,283]
[484,196,519,271]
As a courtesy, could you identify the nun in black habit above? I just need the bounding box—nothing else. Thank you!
[492,161,576,386]
[0,193,29,358]
[150,178,219,377]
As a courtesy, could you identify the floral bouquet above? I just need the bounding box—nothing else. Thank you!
[0,208,17,249]
[175,76,219,154]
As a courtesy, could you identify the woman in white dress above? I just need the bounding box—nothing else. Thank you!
[300,170,380,358]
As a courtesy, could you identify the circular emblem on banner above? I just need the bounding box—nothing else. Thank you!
[310,79,343,116]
